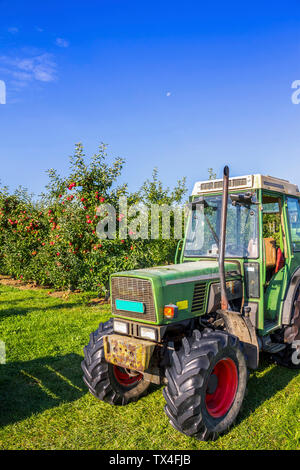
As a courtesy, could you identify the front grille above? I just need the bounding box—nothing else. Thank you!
[111,277,157,322]
[191,282,207,313]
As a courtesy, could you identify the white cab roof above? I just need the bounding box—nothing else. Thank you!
[192,174,300,197]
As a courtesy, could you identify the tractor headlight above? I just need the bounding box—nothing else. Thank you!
[139,326,157,341]
[113,320,129,335]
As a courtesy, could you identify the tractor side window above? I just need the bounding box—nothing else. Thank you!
[287,197,300,252]
[262,196,286,282]
[226,202,258,258]
[262,201,281,245]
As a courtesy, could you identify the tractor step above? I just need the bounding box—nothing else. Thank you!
[261,337,286,353]
[264,320,279,332]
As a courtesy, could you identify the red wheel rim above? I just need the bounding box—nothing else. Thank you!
[205,358,238,418]
[113,366,142,386]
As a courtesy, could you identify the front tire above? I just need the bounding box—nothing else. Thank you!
[81,319,151,405]
[163,329,247,440]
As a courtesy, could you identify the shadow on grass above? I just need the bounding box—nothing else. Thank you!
[0,302,84,319]
[0,297,37,304]
[1,351,299,431]
[236,354,300,423]
[0,353,85,427]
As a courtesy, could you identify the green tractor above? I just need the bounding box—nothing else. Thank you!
[81,166,300,440]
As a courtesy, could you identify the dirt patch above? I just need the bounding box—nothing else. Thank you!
[87,298,109,307]
[0,274,109,303]
[0,275,70,298]
[0,275,50,291]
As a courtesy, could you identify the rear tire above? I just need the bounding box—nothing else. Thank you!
[81,319,151,405]
[163,329,247,440]
[272,286,300,369]
[271,344,300,369]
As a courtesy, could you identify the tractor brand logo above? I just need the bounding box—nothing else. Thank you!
[0,340,6,364]
[176,300,188,310]
[0,80,6,104]
[291,340,300,365]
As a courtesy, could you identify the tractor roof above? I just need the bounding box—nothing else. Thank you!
[192,174,300,197]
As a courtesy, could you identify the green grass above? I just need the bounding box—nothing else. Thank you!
[0,284,299,450]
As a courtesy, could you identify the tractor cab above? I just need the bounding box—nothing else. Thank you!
[182,174,300,334]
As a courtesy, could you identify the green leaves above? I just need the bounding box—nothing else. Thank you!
[0,142,187,293]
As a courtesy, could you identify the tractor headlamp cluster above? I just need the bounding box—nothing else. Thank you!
[113,319,157,341]
[113,320,129,335]
[139,326,157,341]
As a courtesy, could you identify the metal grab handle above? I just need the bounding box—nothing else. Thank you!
[175,239,183,264]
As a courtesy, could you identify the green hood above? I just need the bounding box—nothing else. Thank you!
[111,260,241,325]
[112,260,240,285]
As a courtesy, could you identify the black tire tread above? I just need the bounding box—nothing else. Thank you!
[81,319,150,405]
[163,329,246,441]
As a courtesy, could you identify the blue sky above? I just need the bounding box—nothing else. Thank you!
[1,1,300,196]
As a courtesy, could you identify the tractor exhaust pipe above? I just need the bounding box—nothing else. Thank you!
[219,165,229,311]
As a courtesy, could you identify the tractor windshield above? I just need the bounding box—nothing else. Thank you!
[184,194,259,258]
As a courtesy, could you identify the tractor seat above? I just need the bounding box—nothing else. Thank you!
[264,237,277,270]
[275,247,285,273]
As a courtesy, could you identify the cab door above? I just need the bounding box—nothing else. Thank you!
[263,193,289,327]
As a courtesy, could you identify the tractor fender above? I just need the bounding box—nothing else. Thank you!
[281,267,300,325]
[217,310,259,369]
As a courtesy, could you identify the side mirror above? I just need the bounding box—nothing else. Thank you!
[175,239,183,264]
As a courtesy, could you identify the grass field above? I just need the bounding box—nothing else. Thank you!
[0,284,299,450]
